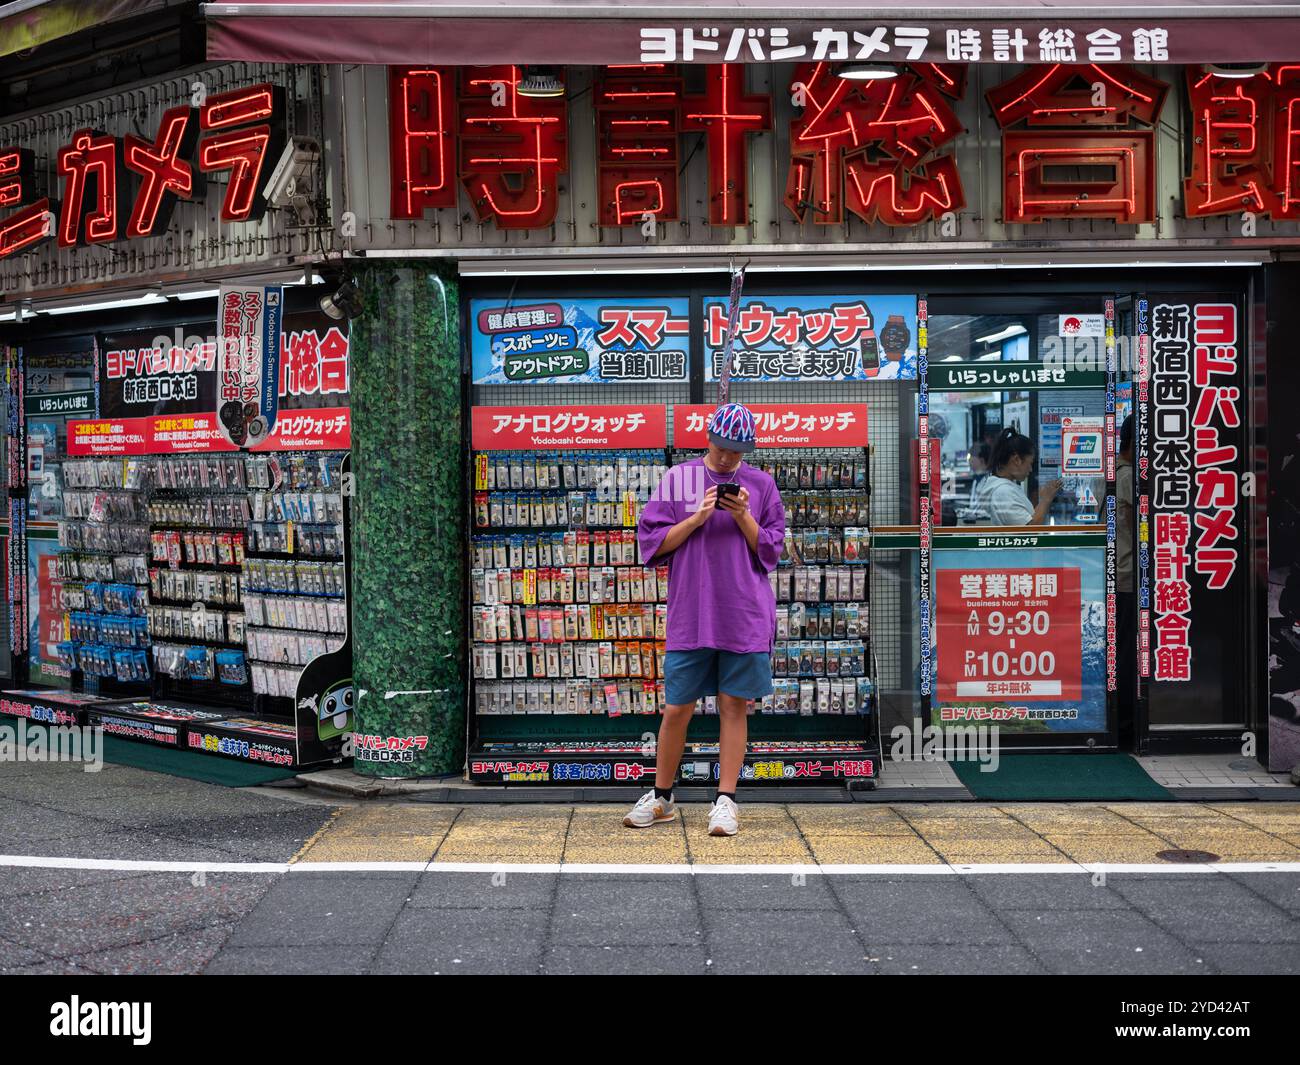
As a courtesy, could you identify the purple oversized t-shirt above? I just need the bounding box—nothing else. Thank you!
[637,457,786,654]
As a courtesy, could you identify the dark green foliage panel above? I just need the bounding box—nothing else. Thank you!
[350,262,466,776]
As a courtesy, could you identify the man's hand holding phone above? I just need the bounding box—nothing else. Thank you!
[716,484,760,553]
[689,486,718,528]
[715,483,751,523]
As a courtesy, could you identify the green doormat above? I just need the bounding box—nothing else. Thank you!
[98,734,299,787]
[1,713,298,787]
[949,753,1173,801]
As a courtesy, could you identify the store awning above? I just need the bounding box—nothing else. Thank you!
[203,0,1300,65]
[0,0,169,59]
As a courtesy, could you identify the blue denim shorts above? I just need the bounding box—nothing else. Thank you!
[664,648,774,706]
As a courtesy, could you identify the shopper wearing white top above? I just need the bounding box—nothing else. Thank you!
[969,427,1063,526]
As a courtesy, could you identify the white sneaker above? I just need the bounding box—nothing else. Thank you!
[708,795,739,837]
[622,789,676,828]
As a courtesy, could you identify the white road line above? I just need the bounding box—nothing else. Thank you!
[2,854,1299,875]
[287,861,431,872]
[0,854,289,873]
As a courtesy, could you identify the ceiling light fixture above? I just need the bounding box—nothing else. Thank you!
[1206,63,1268,78]
[517,67,565,98]
[43,291,166,316]
[837,63,899,82]
[974,324,1028,345]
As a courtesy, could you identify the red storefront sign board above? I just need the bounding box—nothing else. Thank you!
[673,403,868,448]
[67,407,350,456]
[936,566,1082,703]
[471,405,666,450]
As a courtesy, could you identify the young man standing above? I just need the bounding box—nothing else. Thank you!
[623,403,786,836]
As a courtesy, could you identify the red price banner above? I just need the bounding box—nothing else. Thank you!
[673,403,868,448]
[471,405,666,449]
[936,566,1082,702]
[68,407,350,456]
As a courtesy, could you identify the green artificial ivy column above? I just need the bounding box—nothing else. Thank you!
[349,261,465,777]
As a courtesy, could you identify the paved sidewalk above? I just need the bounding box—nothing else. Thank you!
[293,801,1300,866]
[1137,754,1295,790]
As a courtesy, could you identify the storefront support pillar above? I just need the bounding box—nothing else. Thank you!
[348,260,465,777]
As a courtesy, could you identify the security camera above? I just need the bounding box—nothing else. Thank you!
[263,136,321,217]
[320,279,363,321]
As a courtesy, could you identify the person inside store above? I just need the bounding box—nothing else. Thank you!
[1115,414,1137,743]
[969,426,1064,526]
[624,402,786,837]
[967,441,991,498]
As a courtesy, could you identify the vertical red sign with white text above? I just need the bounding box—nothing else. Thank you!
[1149,302,1242,685]
[1146,298,1246,725]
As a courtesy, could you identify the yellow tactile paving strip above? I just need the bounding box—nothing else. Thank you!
[291,801,1300,866]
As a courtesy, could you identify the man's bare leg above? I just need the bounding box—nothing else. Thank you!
[716,693,749,794]
[654,701,696,791]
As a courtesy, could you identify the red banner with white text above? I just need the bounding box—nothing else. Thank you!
[673,403,868,448]
[471,405,666,450]
[67,407,350,456]
[936,566,1083,704]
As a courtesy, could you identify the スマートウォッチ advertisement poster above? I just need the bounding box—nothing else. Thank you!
[470,298,689,384]
[703,294,918,381]
[215,284,285,449]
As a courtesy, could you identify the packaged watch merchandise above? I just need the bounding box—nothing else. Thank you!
[468,444,872,722]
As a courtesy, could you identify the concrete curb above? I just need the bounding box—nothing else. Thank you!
[295,767,1297,804]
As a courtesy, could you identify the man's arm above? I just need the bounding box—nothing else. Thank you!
[717,487,760,555]
[648,487,717,560]
[718,484,785,570]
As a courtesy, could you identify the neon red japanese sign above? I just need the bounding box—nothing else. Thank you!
[385,62,1300,232]
[0,145,51,258]
[594,62,773,227]
[124,106,202,239]
[393,63,770,229]
[784,61,966,227]
[460,65,568,230]
[987,63,1167,224]
[390,67,457,218]
[596,65,682,226]
[0,83,286,261]
[683,64,772,226]
[1184,65,1300,220]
